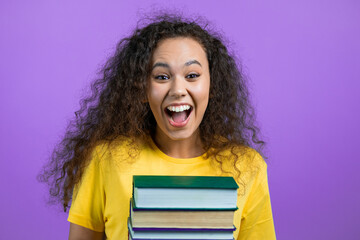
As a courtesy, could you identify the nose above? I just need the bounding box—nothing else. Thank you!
[169,76,187,98]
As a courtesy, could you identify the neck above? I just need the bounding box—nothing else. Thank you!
[153,128,205,159]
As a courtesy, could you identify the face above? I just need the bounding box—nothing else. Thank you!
[147,37,210,142]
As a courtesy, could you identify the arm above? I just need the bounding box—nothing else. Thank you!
[237,158,276,239]
[69,223,105,240]
[68,149,106,239]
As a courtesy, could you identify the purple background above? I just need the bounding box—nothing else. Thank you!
[1,0,359,239]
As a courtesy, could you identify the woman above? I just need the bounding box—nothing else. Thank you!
[39,14,276,239]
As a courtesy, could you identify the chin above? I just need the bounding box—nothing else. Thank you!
[164,127,200,141]
[166,132,194,141]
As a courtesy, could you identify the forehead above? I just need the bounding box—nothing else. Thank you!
[151,37,208,66]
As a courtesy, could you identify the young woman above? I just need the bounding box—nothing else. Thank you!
[39,14,276,239]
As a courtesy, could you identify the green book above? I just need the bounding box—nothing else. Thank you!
[132,175,239,210]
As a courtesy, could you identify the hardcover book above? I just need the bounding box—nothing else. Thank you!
[132,175,239,209]
[128,218,235,240]
[130,198,236,229]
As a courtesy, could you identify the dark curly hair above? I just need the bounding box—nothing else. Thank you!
[38,13,265,212]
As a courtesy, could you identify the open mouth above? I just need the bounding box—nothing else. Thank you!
[164,105,193,125]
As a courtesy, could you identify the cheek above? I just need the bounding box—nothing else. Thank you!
[193,82,210,107]
[147,84,164,108]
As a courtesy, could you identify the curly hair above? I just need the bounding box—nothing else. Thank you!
[38,13,265,212]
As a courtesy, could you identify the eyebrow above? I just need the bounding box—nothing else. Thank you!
[151,60,202,70]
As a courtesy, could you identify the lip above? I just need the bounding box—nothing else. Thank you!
[165,102,193,108]
[164,102,193,128]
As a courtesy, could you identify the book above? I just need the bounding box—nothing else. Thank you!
[130,198,236,229]
[128,218,235,240]
[132,176,239,209]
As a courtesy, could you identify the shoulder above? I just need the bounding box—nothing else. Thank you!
[214,145,266,172]
[90,136,151,170]
[211,145,267,189]
[92,136,137,159]
[241,147,267,175]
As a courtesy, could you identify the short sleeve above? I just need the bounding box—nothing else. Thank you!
[67,149,106,232]
[237,155,276,240]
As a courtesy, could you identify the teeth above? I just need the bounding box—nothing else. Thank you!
[167,105,191,112]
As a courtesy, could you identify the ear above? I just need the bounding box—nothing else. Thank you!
[209,87,214,99]
[141,96,148,103]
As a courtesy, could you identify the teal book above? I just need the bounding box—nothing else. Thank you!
[132,176,239,210]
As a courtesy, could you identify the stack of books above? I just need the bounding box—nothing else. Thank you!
[128,175,239,240]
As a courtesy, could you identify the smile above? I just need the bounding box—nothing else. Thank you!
[164,104,193,127]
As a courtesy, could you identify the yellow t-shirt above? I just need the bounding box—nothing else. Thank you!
[68,138,276,239]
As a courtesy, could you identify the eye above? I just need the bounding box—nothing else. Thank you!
[186,73,200,79]
[154,75,170,80]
